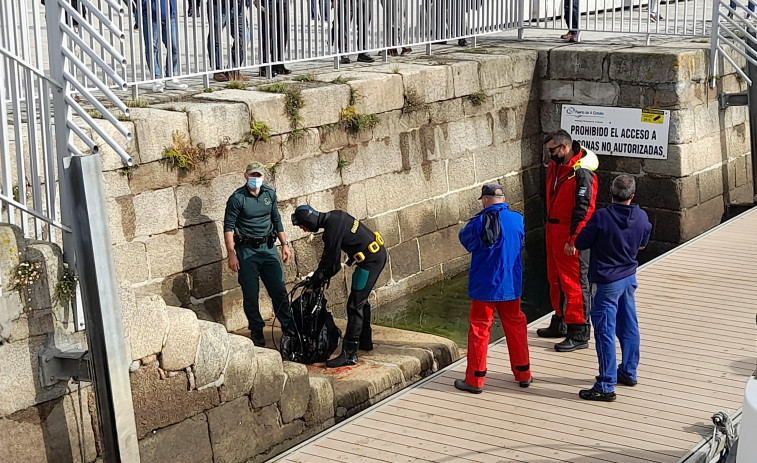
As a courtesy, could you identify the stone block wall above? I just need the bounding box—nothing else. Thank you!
[1,220,458,463]
[538,43,752,256]
[0,224,97,462]
[104,48,543,327]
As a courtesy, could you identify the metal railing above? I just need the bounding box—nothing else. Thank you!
[4,0,717,101]
[711,0,756,83]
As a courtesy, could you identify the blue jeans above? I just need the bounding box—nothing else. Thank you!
[206,0,246,69]
[564,0,579,34]
[590,274,639,393]
[141,13,179,79]
[730,0,755,11]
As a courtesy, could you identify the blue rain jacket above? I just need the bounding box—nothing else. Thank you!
[459,202,524,302]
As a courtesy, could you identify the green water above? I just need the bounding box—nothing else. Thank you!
[373,242,552,349]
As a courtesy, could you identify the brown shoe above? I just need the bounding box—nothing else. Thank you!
[213,72,229,82]
[560,32,572,39]
[401,47,412,55]
[228,71,250,81]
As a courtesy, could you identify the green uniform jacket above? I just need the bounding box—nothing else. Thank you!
[223,184,284,238]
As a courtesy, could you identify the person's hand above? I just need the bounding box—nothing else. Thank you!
[564,242,577,256]
[228,254,240,272]
[281,244,291,263]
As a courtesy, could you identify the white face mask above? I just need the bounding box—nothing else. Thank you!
[247,177,263,190]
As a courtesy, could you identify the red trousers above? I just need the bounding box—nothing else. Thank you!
[466,299,531,388]
[546,229,587,325]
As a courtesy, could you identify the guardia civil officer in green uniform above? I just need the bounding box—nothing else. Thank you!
[292,205,387,367]
[224,162,292,347]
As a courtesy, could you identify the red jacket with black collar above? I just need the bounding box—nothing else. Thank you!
[546,141,599,246]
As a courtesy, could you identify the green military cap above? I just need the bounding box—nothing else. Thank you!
[245,161,266,175]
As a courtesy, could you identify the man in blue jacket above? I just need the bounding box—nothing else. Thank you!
[454,184,532,394]
[574,174,652,401]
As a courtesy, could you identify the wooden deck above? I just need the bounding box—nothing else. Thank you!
[274,209,757,463]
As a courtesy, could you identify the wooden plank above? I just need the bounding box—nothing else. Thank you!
[415,382,711,431]
[374,406,678,463]
[335,428,534,463]
[404,387,701,445]
[280,209,757,463]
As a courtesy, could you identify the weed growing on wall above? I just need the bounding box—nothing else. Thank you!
[294,72,317,82]
[249,120,272,143]
[118,163,138,179]
[161,131,229,172]
[227,80,248,90]
[403,90,429,114]
[11,261,42,293]
[340,106,380,134]
[86,109,104,119]
[203,87,214,93]
[468,91,487,106]
[259,82,306,142]
[55,269,78,302]
[332,75,349,84]
[336,157,350,172]
[124,99,149,108]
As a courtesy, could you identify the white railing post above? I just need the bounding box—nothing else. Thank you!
[711,0,722,87]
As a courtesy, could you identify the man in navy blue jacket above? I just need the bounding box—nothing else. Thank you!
[454,184,531,394]
[574,174,652,401]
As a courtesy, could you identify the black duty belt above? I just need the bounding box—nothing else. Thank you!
[234,234,274,248]
[547,218,560,224]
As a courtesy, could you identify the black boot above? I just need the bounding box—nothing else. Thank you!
[326,340,359,367]
[250,330,265,347]
[536,315,567,338]
[359,303,374,351]
[554,323,590,352]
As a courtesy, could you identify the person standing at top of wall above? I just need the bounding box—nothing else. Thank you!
[536,129,598,352]
[223,162,292,347]
[138,0,188,92]
[562,0,579,42]
[198,0,249,82]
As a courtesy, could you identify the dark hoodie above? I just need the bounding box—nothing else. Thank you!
[574,203,652,284]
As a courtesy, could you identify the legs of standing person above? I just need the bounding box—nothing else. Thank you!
[552,236,590,348]
[578,248,592,337]
[537,228,568,337]
[141,9,161,79]
[465,299,494,389]
[563,0,578,35]
[616,275,640,383]
[156,16,179,78]
[229,0,246,68]
[237,246,265,334]
[327,250,386,367]
[590,280,622,393]
[257,246,292,331]
[207,1,227,71]
[343,251,386,343]
[496,299,531,383]
[273,2,291,72]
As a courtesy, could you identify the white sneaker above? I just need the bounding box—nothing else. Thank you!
[152,81,165,93]
[165,78,188,90]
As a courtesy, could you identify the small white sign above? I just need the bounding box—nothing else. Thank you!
[560,104,670,160]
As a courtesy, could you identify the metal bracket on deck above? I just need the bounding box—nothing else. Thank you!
[39,348,92,387]
[720,92,748,108]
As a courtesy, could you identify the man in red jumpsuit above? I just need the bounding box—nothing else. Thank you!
[538,129,599,352]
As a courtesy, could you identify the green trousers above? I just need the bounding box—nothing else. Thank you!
[236,245,292,333]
